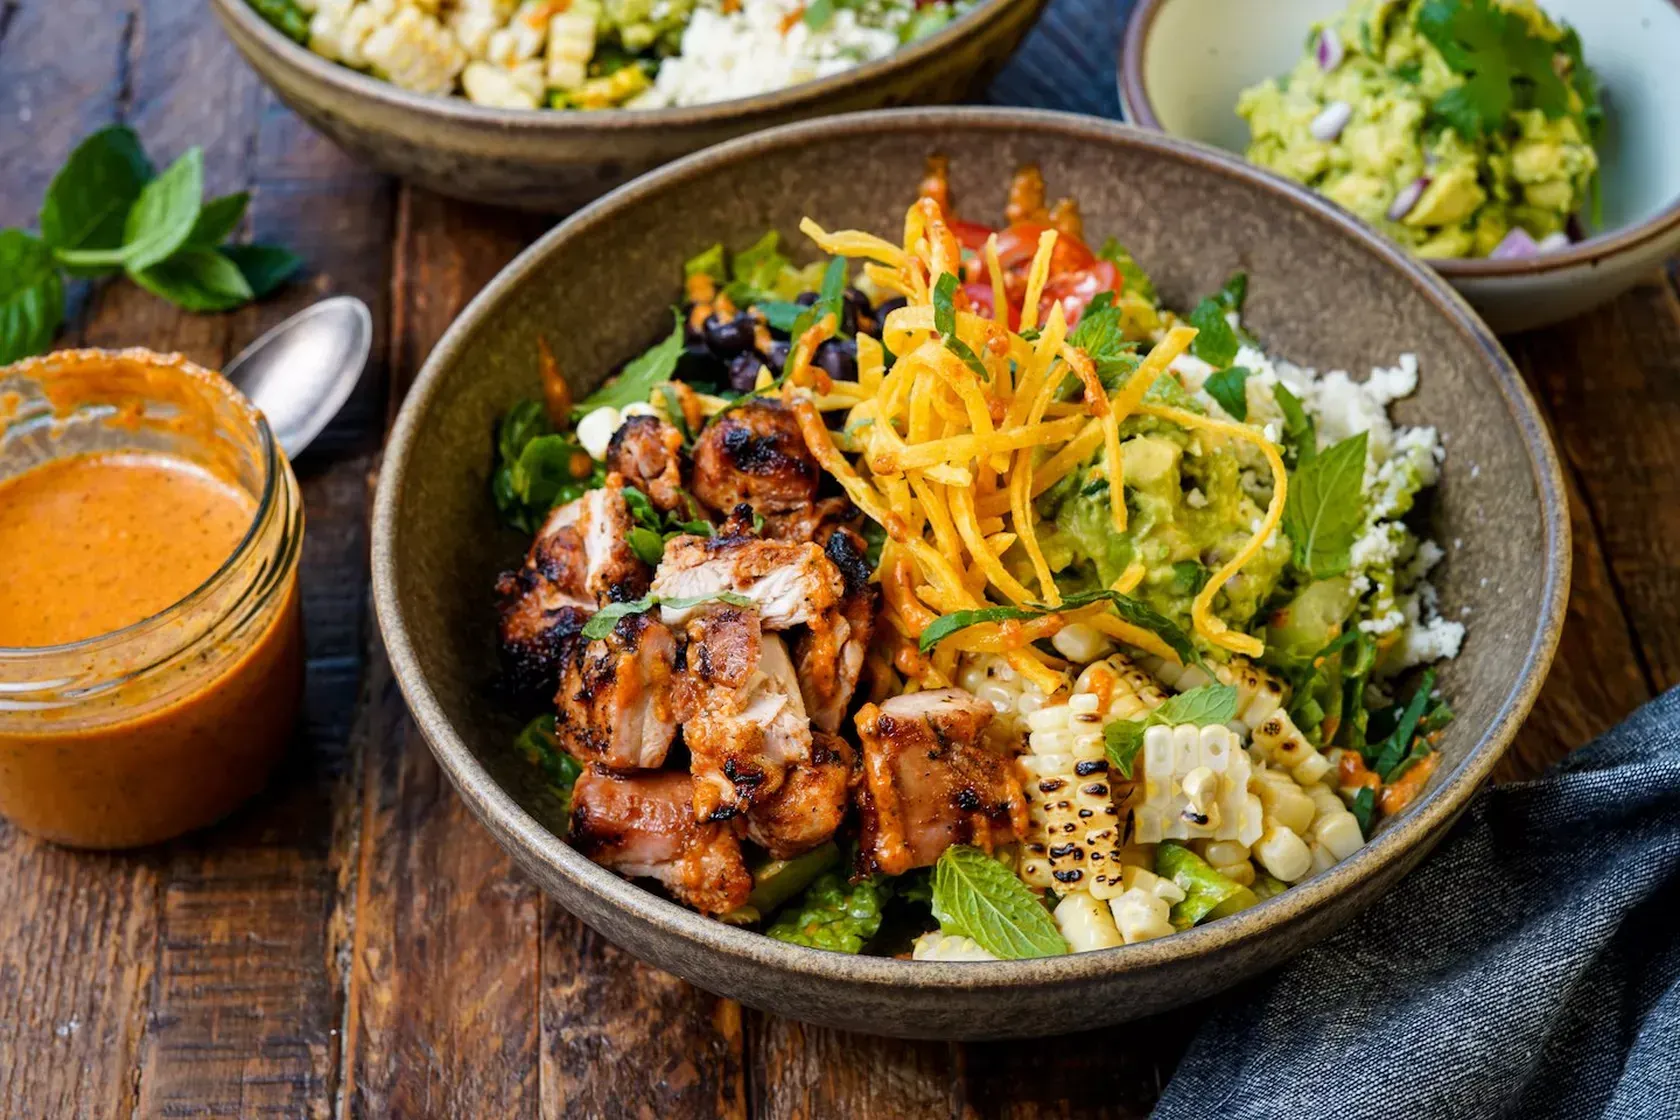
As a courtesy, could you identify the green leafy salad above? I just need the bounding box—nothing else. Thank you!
[485,169,1466,961]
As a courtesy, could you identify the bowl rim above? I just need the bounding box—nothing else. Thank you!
[372,106,1570,993]
[210,0,1034,133]
[1117,0,1680,280]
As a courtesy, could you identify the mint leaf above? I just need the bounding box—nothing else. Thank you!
[1213,271,1248,314]
[1096,237,1157,303]
[1103,684,1239,778]
[930,270,989,381]
[186,192,250,249]
[1204,366,1251,420]
[931,845,1067,960]
[221,243,302,298]
[1068,292,1140,390]
[132,249,254,312]
[0,231,65,364]
[626,527,666,565]
[574,310,684,416]
[1283,430,1368,578]
[119,147,205,273]
[1272,382,1316,463]
[918,588,1201,668]
[39,125,154,263]
[1186,297,1239,368]
[581,590,755,640]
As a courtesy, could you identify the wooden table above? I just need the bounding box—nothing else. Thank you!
[1,3,1674,1116]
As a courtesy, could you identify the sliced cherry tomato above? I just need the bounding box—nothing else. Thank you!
[993,221,1097,274]
[949,219,996,253]
[963,281,1019,331]
[1038,260,1121,327]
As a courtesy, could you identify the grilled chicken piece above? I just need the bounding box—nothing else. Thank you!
[690,398,819,516]
[570,767,752,915]
[606,415,688,514]
[745,731,855,860]
[495,480,652,693]
[653,530,844,631]
[553,611,677,771]
[762,495,864,550]
[674,608,813,820]
[854,689,1029,876]
[794,530,878,733]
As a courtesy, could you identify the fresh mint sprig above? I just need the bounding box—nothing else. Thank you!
[0,126,301,365]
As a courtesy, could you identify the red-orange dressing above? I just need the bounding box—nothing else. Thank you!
[0,452,256,647]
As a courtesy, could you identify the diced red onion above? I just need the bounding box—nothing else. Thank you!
[1387,177,1429,221]
[1489,228,1540,260]
[1310,100,1354,142]
[1316,29,1345,71]
[1537,231,1571,252]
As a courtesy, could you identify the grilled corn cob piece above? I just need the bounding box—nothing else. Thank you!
[1073,653,1167,722]
[362,5,467,94]
[486,0,551,66]
[1134,724,1264,847]
[1110,867,1185,944]
[912,932,999,961]
[1144,655,1333,785]
[1018,694,1125,899]
[546,0,600,90]
[449,0,515,58]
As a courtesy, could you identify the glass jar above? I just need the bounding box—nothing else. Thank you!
[0,349,305,848]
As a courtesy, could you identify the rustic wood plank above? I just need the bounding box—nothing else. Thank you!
[341,190,550,1119]
[1520,276,1680,692]
[543,907,747,1119]
[751,1019,955,1120]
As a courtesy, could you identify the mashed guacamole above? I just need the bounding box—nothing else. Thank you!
[1238,0,1602,259]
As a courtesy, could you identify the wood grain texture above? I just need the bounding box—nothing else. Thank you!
[1,2,1677,1115]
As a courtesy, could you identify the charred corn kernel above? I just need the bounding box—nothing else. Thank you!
[485,0,548,65]
[1054,891,1125,952]
[546,0,598,90]
[912,932,999,961]
[1019,695,1125,899]
[1194,838,1256,886]
[1134,724,1263,846]
[1251,765,1317,835]
[448,0,515,58]
[1111,887,1175,944]
[362,5,467,95]
[957,653,1048,738]
[1312,811,1365,862]
[1120,864,1186,904]
[1290,750,1333,786]
[1310,841,1338,874]
[1074,653,1168,723]
[310,0,382,66]
[1253,824,1313,882]
[1139,655,1216,693]
[1051,622,1113,663]
[460,59,541,107]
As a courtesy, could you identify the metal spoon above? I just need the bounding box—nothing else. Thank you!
[224,296,373,458]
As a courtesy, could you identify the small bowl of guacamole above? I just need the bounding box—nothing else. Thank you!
[1237,0,1600,261]
[1119,0,1680,331]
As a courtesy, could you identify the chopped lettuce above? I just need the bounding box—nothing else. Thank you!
[766,872,888,954]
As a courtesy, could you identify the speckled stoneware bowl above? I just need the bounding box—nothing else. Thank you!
[1119,0,1680,334]
[209,0,1046,212]
[372,108,1569,1039]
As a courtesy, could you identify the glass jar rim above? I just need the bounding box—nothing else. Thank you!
[0,348,282,659]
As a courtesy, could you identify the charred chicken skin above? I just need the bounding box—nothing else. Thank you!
[553,611,678,772]
[853,689,1029,877]
[606,415,689,515]
[496,480,652,695]
[690,398,820,516]
[569,767,752,915]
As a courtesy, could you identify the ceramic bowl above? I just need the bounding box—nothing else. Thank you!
[371,107,1569,1039]
[209,0,1046,213]
[1119,0,1680,333]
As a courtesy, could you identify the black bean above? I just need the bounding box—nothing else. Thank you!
[813,337,858,382]
[703,312,756,358]
[842,287,873,335]
[872,296,907,335]
[765,339,791,370]
[674,345,727,385]
[794,291,819,306]
[727,351,767,392]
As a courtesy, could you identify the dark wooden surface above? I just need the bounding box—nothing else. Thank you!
[1,3,1674,1116]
